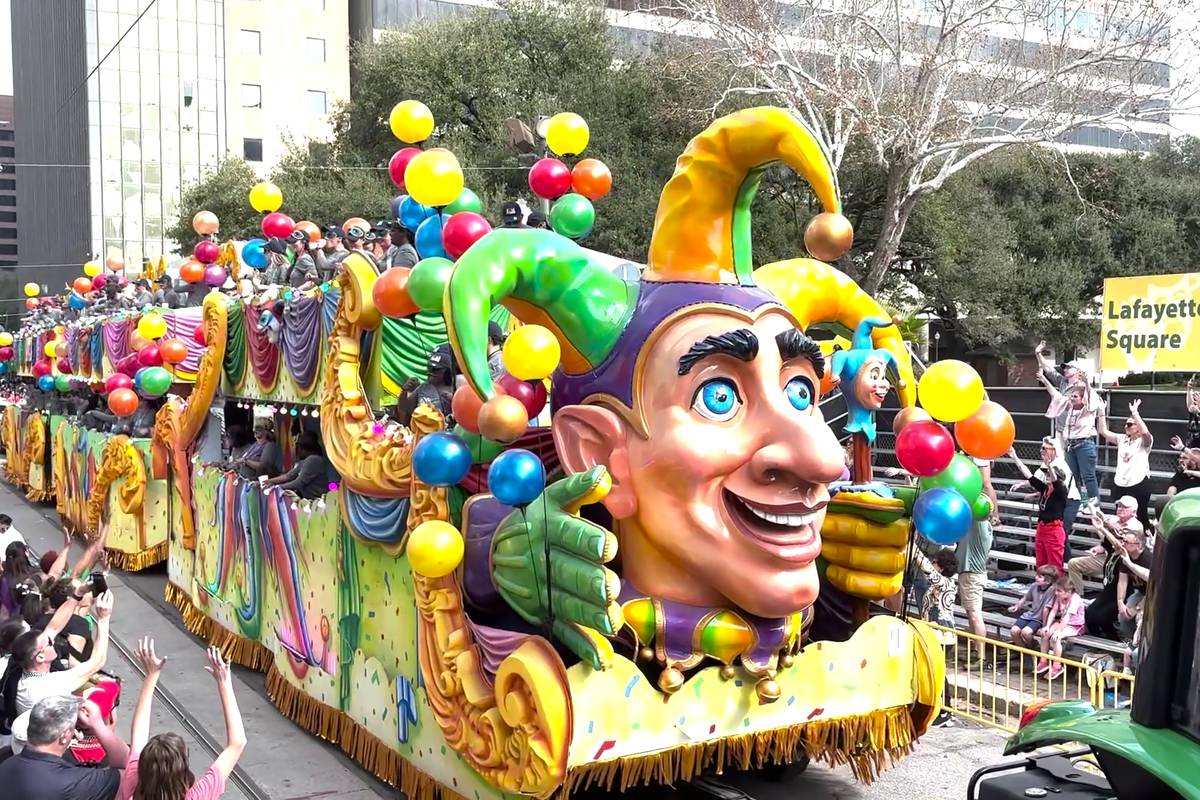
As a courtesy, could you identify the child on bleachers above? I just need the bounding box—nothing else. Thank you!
[1008,564,1059,649]
[1036,576,1086,679]
[911,548,959,631]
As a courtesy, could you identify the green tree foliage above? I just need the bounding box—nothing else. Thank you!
[167,158,263,247]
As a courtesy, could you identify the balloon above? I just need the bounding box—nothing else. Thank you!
[478,395,529,443]
[105,255,125,272]
[194,240,221,264]
[894,419,955,477]
[108,387,139,416]
[399,195,437,231]
[261,212,295,239]
[137,366,173,397]
[405,149,464,208]
[68,293,87,310]
[204,265,227,287]
[43,341,57,358]
[549,193,595,239]
[406,520,464,578]
[892,405,933,435]
[372,267,420,318]
[407,257,454,312]
[0,346,10,361]
[497,372,547,419]
[91,273,108,290]
[918,359,985,423]
[192,327,207,346]
[444,188,483,215]
[56,358,72,374]
[388,147,421,189]
[0,333,13,347]
[192,210,220,235]
[137,344,163,367]
[159,338,188,365]
[128,331,151,352]
[83,260,103,278]
[545,112,589,156]
[920,454,984,504]
[105,373,133,393]
[241,239,268,270]
[487,449,546,507]
[54,341,67,358]
[390,194,405,220]
[33,360,51,378]
[25,299,38,310]
[72,277,93,294]
[450,384,486,433]
[117,353,140,376]
[955,400,1015,460]
[179,259,205,283]
[412,432,472,487]
[138,313,168,340]
[389,100,435,143]
[54,374,71,392]
[414,216,447,260]
[971,494,993,521]
[503,324,561,381]
[804,211,855,262]
[441,212,492,260]
[37,375,55,391]
[23,282,39,297]
[248,181,283,213]
[914,487,973,545]
[571,159,612,200]
[528,158,571,200]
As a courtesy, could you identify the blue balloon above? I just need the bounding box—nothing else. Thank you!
[0,363,9,374]
[412,432,472,488]
[390,194,405,220]
[400,196,437,231]
[914,487,973,545]
[37,375,54,391]
[415,215,446,259]
[242,238,269,269]
[487,449,545,508]
[68,293,87,310]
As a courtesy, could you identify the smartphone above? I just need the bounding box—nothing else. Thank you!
[90,572,109,596]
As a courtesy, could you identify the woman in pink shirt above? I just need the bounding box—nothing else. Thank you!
[118,639,247,800]
[1036,576,1086,680]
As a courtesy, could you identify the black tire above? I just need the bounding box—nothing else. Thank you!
[758,753,811,782]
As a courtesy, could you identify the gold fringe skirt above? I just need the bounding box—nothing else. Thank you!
[163,582,274,671]
[104,541,169,572]
[25,485,54,503]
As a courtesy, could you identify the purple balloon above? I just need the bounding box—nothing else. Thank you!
[204,265,227,287]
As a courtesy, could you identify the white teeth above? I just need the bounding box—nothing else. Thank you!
[741,502,817,527]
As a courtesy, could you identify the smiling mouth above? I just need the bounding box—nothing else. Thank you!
[722,490,825,563]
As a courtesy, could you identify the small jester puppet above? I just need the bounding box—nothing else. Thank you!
[829,317,900,444]
[442,107,916,702]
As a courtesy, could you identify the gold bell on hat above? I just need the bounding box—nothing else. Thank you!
[658,666,685,694]
[755,674,781,703]
[719,664,737,680]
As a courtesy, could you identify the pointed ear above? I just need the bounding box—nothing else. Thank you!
[551,404,636,519]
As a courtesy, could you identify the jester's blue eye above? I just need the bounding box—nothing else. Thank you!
[785,376,814,411]
[692,378,741,422]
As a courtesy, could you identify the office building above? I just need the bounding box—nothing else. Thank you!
[0,94,16,317]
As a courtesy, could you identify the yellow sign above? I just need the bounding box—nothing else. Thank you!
[1100,273,1200,372]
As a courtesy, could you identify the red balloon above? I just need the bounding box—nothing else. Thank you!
[107,387,139,417]
[372,267,420,319]
[56,358,72,374]
[571,159,612,201]
[105,373,133,393]
[159,338,188,365]
[194,240,221,264]
[33,360,52,378]
[0,347,12,361]
[91,274,108,290]
[528,158,572,200]
[117,353,140,377]
[497,372,547,419]
[138,344,163,367]
[261,212,295,239]
[179,259,205,284]
[192,326,207,346]
[441,212,492,260]
[451,384,486,434]
[895,420,955,477]
[388,147,421,189]
[73,277,93,294]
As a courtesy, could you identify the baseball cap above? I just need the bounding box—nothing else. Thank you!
[11,710,30,754]
[323,225,343,239]
[266,237,289,255]
[1116,495,1138,509]
[501,202,522,225]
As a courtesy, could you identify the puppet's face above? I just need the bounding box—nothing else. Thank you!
[853,355,892,411]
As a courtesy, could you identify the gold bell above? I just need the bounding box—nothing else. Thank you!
[755,676,781,703]
[719,665,737,680]
[780,653,795,668]
[658,666,685,694]
[639,646,655,662]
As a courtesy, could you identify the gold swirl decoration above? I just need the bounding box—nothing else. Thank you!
[85,435,146,540]
[408,409,573,796]
[3,405,24,485]
[22,412,51,501]
[152,292,227,549]
[319,253,414,497]
[52,422,69,517]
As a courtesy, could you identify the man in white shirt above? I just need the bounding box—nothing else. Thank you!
[1067,496,1144,595]
[0,514,26,555]
[9,592,113,715]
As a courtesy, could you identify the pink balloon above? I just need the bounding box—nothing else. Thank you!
[261,212,295,239]
[117,353,140,377]
[204,265,227,287]
[105,373,133,393]
[137,344,163,367]
[193,240,221,264]
[497,372,547,418]
[528,158,572,200]
[0,346,13,361]
[441,212,492,260]
[895,420,956,477]
[388,147,421,189]
[91,274,108,290]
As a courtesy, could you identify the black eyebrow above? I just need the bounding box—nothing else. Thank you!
[678,329,759,375]
[776,329,824,378]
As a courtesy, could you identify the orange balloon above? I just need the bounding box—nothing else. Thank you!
[25,298,38,310]
[73,277,93,294]
[159,338,188,365]
[179,259,205,284]
[955,401,1015,460]
[107,387,139,417]
[106,255,125,272]
[479,394,529,443]
[129,330,151,352]
[892,405,933,435]
[372,267,420,318]
[450,384,488,433]
[53,341,67,358]
[192,210,220,236]
[570,159,612,201]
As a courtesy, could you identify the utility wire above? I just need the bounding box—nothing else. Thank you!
[55,0,161,115]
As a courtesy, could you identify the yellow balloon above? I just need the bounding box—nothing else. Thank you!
[503,324,562,381]
[0,333,12,347]
[248,181,283,213]
[389,100,435,144]
[138,313,168,341]
[545,112,590,157]
[407,520,464,578]
[918,359,985,423]
[44,341,57,358]
[23,282,40,298]
[83,260,103,278]
[404,149,464,208]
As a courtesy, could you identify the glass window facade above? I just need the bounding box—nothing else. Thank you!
[307,90,327,114]
[240,28,261,55]
[244,138,263,162]
[306,37,326,62]
[242,84,262,108]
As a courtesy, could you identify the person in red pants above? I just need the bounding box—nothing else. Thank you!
[1008,440,1071,573]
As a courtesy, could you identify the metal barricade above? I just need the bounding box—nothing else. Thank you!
[1093,669,1136,711]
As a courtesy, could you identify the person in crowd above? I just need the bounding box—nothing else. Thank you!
[386,223,419,269]
[486,321,508,380]
[130,280,154,308]
[910,547,959,630]
[1040,379,1105,514]
[500,201,525,228]
[1168,381,1200,498]
[1097,399,1153,529]
[9,591,113,715]
[1008,564,1059,649]
[956,516,993,646]
[261,238,291,286]
[285,230,320,290]
[116,640,245,800]
[264,432,330,500]
[37,579,95,664]
[232,420,280,480]
[221,425,254,466]
[0,514,26,556]
[1085,529,1151,640]
[1067,496,1143,595]
[1036,576,1086,679]
[1008,440,1071,573]
[1,541,35,619]
[316,225,347,279]
[526,210,549,230]
[343,221,370,258]
[0,695,127,800]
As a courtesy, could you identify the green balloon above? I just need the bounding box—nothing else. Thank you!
[54,374,71,392]
[971,493,992,520]
[407,257,455,312]
[445,188,483,215]
[550,193,595,239]
[919,453,983,503]
[139,366,173,397]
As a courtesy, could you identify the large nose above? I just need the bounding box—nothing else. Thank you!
[747,412,845,489]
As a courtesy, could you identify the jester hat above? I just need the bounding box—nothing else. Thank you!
[445,107,915,429]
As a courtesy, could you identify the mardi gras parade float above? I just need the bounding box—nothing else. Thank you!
[0,103,1024,799]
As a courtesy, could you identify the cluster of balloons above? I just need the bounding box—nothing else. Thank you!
[104,312,186,413]
[385,101,467,211]
[526,113,611,241]
[0,331,13,375]
[892,359,1016,545]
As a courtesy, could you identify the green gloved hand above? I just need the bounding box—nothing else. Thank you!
[491,465,621,670]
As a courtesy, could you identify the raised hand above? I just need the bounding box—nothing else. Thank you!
[1171,435,1183,451]
[136,636,167,675]
[1128,399,1141,415]
[94,590,114,620]
[204,646,232,685]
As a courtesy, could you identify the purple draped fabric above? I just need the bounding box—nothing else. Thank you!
[164,307,205,375]
[281,297,322,393]
[244,305,280,391]
[466,619,529,680]
[102,318,132,366]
